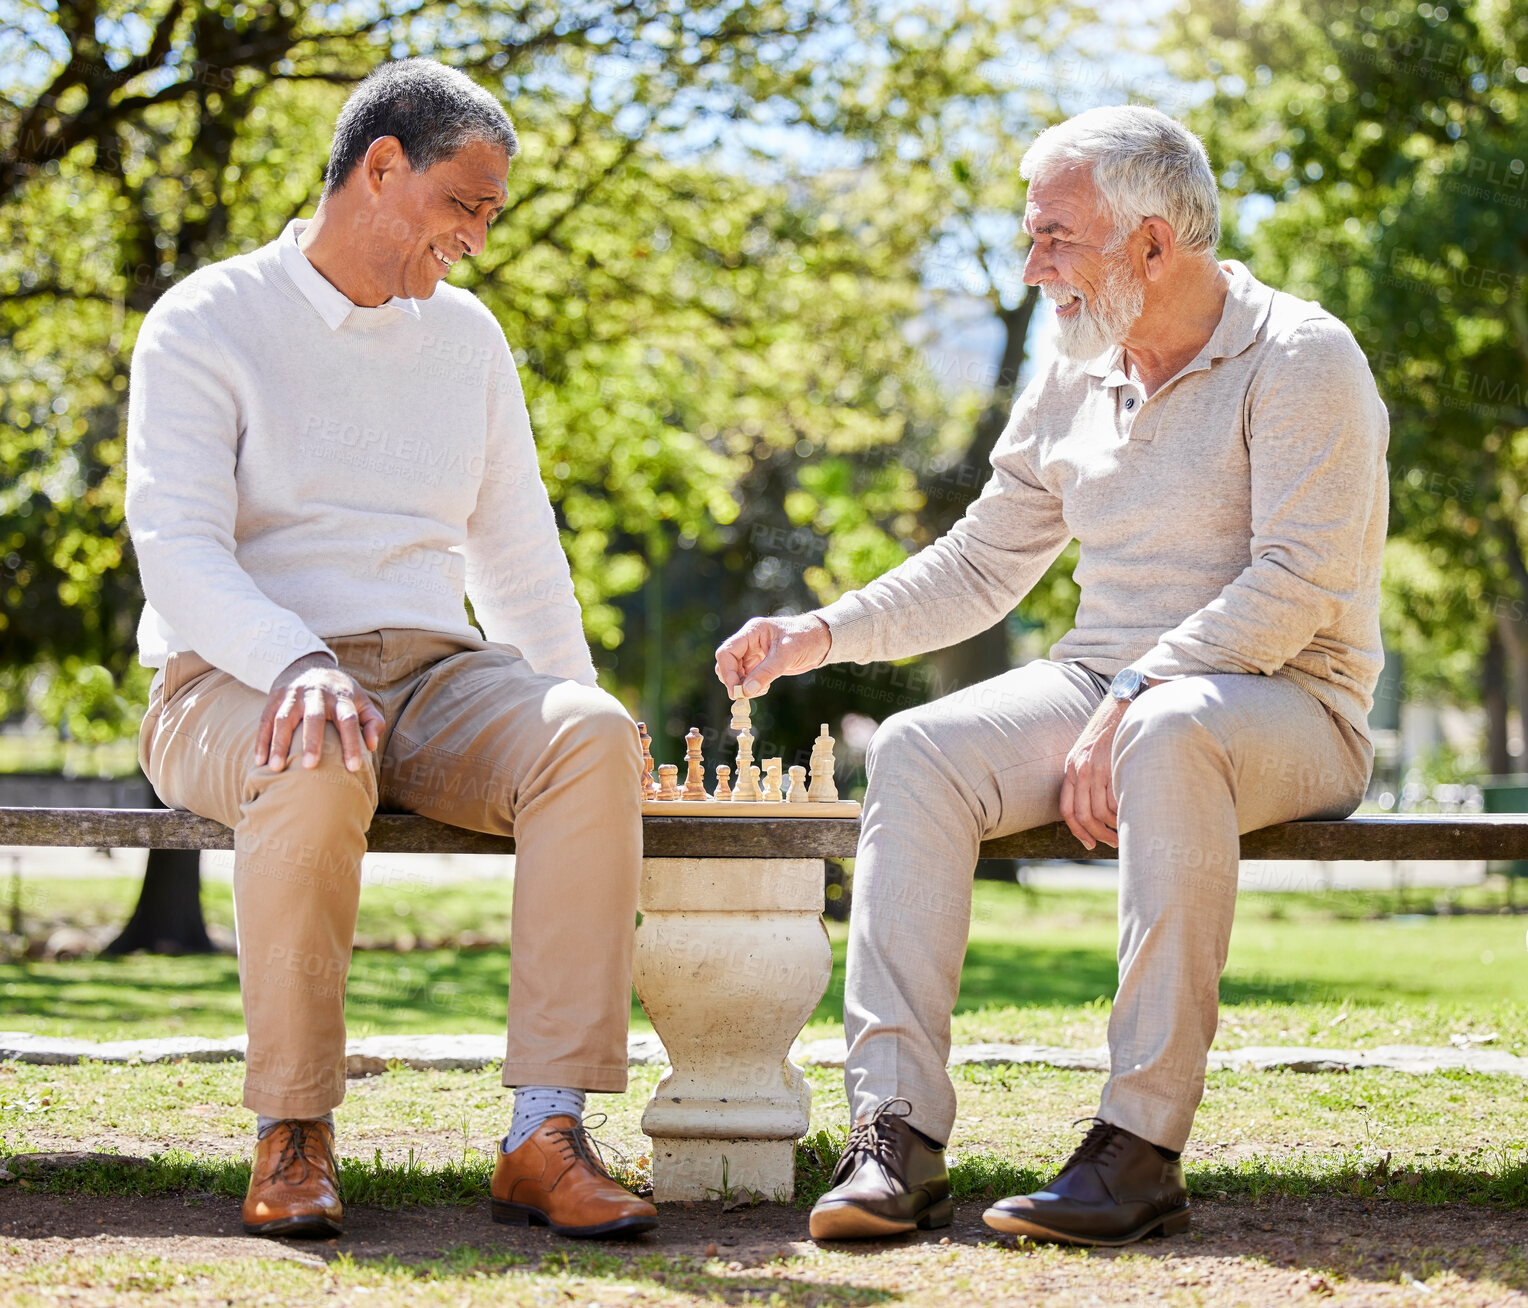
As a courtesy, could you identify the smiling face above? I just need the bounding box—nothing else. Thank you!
[1021,164,1145,359]
[362,136,510,301]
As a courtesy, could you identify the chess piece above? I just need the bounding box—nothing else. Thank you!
[762,758,784,802]
[734,725,758,798]
[681,727,710,800]
[656,764,681,800]
[807,723,838,802]
[787,765,808,803]
[730,691,757,801]
[733,752,763,801]
[714,765,732,800]
[637,722,657,799]
[729,693,752,733]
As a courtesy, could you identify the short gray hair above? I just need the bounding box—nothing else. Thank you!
[1020,105,1220,253]
[324,58,518,198]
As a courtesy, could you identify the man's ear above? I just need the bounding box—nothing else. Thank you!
[360,136,409,197]
[1140,216,1176,282]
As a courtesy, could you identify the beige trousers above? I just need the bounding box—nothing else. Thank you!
[844,660,1372,1152]
[139,629,642,1119]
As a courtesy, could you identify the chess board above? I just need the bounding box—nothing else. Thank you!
[640,799,861,817]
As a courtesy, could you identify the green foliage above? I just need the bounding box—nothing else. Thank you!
[1,0,958,738]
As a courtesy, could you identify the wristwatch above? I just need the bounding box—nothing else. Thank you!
[1109,667,1151,703]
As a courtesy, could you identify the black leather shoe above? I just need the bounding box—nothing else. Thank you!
[809,1097,952,1240]
[983,1118,1189,1246]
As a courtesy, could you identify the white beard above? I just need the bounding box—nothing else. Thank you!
[1047,244,1146,360]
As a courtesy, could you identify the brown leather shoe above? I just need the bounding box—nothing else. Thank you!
[241,1119,343,1238]
[983,1118,1189,1246]
[490,1115,658,1239]
[809,1098,952,1240]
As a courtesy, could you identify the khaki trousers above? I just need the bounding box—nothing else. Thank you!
[139,629,642,1119]
[844,660,1372,1152]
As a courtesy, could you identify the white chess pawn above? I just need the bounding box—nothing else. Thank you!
[762,758,784,802]
[787,765,809,803]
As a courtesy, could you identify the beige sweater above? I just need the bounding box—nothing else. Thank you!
[814,262,1389,736]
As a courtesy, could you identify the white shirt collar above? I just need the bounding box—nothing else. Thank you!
[278,219,421,330]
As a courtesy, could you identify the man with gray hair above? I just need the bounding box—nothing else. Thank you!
[716,104,1387,1246]
[128,58,656,1240]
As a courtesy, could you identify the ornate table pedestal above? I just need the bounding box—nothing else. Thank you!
[632,857,832,1202]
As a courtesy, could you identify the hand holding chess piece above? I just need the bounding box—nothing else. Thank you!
[714,614,833,699]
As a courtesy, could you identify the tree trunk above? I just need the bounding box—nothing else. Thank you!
[1484,626,1512,777]
[104,790,214,956]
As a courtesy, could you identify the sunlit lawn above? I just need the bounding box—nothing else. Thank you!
[0,877,1522,1052]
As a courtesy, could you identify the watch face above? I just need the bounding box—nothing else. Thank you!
[1112,669,1145,700]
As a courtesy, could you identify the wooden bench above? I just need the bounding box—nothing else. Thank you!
[2,807,1525,1201]
[4,807,1526,860]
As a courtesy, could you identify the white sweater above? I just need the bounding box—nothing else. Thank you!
[126,219,597,694]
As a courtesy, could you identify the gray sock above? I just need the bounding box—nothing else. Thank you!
[503,1086,586,1154]
[257,1112,334,1140]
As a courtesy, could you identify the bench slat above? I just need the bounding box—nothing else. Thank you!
[0,808,1525,862]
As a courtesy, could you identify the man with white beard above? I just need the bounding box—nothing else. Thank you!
[715,105,1388,1246]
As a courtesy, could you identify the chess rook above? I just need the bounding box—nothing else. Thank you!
[656,763,681,801]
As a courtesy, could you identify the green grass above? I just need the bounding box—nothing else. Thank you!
[0,1248,904,1308]
[1,881,1524,1051]
[0,736,141,779]
[2,1058,1525,1210]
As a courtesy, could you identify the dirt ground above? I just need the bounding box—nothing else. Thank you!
[0,1189,1523,1306]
